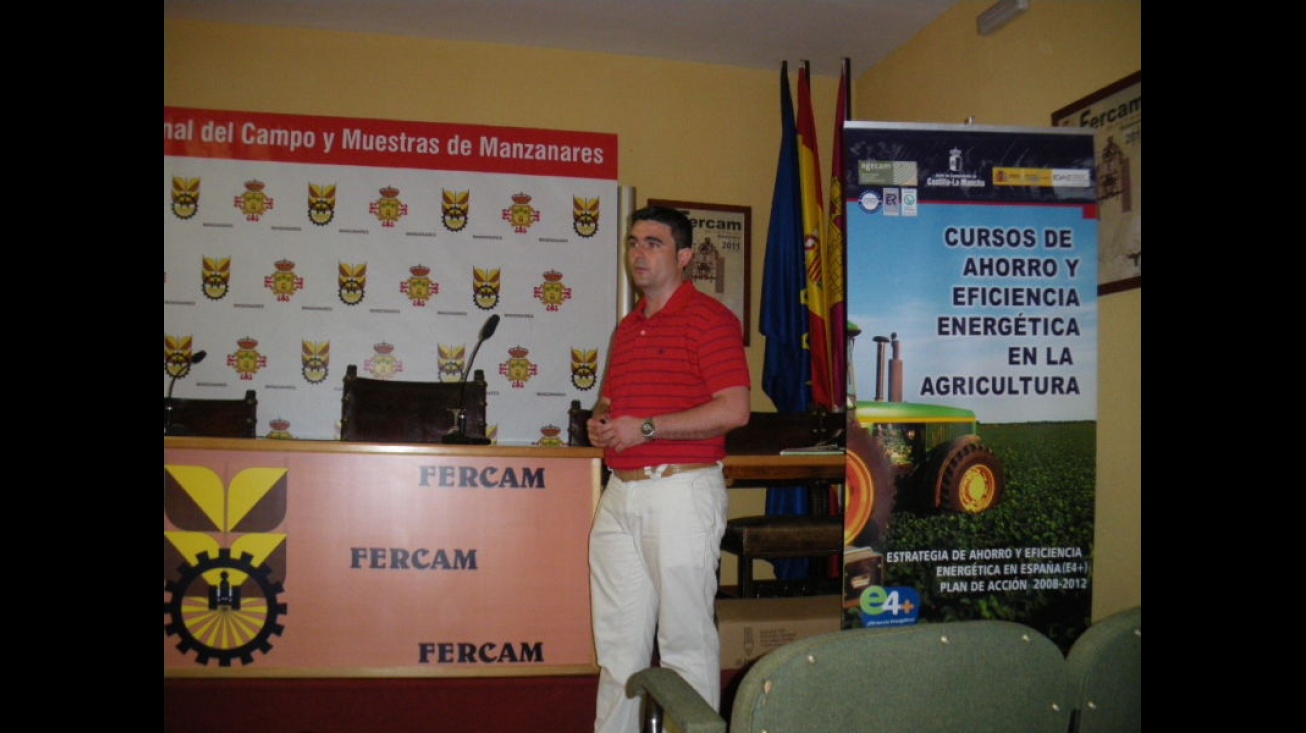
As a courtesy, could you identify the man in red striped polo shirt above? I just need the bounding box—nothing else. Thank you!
[586,205,751,733]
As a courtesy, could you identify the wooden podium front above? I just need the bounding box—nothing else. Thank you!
[164,437,602,678]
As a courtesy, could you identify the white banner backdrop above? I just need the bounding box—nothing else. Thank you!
[165,108,620,444]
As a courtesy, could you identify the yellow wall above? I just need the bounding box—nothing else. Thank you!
[164,0,1140,622]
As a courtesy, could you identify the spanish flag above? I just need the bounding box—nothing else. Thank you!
[797,63,833,410]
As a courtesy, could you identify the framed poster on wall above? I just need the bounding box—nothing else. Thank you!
[647,199,751,344]
[1052,71,1141,295]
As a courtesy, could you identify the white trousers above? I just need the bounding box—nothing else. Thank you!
[589,465,728,733]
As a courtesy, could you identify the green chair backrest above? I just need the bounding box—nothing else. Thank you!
[1066,606,1141,733]
[729,620,1073,733]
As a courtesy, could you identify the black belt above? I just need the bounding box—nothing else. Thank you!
[610,463,719,482]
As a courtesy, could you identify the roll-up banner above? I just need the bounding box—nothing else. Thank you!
[840,122,1097,650]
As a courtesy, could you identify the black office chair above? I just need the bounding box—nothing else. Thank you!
[163,390,258,438]
[340,364,487,443]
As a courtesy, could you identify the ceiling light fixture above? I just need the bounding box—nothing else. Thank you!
[977,0,1030,36]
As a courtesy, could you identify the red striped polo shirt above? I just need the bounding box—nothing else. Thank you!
[602,280,750,470]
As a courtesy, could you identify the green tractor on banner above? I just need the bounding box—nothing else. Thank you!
[844,329,1005,549]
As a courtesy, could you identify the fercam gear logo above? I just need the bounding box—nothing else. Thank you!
[572,196,599,238]
[165,334,199,380]
[308,182,336,226]
[473,267,501,310]
[438,344,466,382]
[163,464,288,666]
[442,189,469,232]
[171,176,200,220]
[163,549,286,666]
[338,261,367,306]
[570,347,598,390]
[301,340,330,384]
[202,256,231,301]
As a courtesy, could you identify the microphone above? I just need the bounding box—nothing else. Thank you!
[165,350,207,435]
[461,314,500,381]
[443,315,499,445]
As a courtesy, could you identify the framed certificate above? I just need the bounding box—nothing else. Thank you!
[1052,71,1142,294]
[647,199,752,343]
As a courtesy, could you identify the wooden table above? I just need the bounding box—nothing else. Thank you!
[724,452,845,517]
[723,453,845,487]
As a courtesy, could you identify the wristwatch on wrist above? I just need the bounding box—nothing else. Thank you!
[640,417,657,441]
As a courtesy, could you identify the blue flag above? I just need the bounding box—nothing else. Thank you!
[759,62,814,581]
[760,62,810,416]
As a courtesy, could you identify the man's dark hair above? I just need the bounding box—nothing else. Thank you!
[630,205,694,250]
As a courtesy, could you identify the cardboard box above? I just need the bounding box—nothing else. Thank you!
[716,595,842,669]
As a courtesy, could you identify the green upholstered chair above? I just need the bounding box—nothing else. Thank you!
[1067,605,1141,733]
[628,619,1074,733]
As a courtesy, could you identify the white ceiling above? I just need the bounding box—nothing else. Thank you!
[163,0,962,79]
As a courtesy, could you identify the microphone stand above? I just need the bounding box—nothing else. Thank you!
[164,350,207,436]
[442,315,499,445]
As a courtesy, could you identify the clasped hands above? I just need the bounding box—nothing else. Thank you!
[587,415,646,453]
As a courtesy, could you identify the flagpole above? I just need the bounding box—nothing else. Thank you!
[843,57,851,119]
[828,58,850,413]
